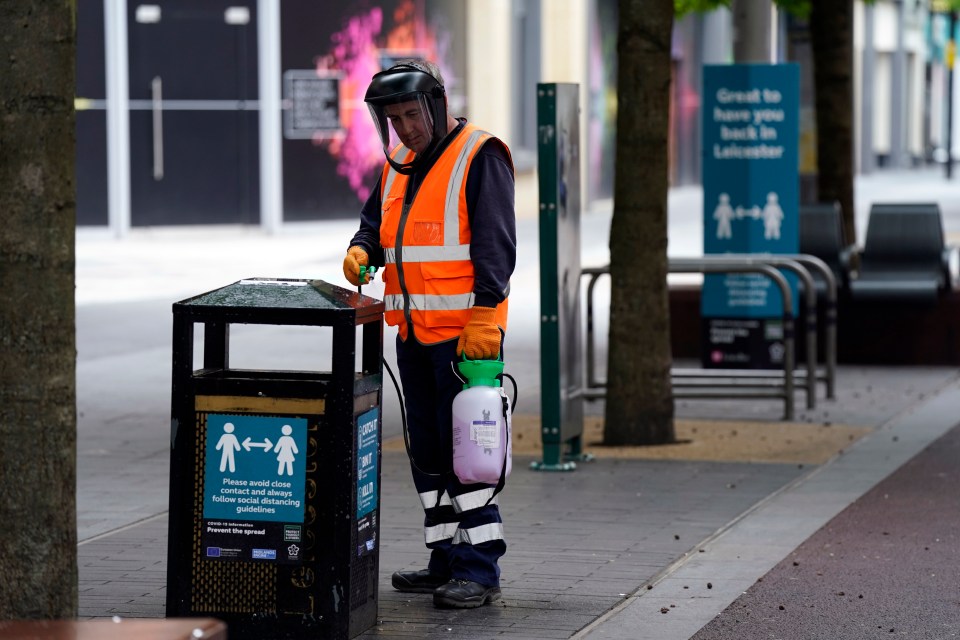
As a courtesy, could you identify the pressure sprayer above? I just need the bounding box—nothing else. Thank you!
[452,357,512,486]
[357,266,517,489]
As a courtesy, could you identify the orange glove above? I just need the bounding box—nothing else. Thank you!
[457,306,501,359]
[343,246,370,286]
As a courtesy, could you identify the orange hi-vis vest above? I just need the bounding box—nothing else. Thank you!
[379,124,511,344]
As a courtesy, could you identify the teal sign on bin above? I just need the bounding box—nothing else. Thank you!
[702,64,800,318]
[356,409,379,518]
[203,414,307,523]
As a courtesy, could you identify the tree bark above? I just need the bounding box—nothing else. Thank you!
[0,0,78,617]
[809,0,856,244]
[604,0,675,446]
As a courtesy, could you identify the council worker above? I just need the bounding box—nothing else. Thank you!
[343,58,515,609]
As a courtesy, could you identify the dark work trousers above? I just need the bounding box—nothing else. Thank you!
[395,333,506,587]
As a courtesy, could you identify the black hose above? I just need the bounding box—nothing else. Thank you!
[358,281,445,477]
[382,356,446,478]
[502,372,518,413]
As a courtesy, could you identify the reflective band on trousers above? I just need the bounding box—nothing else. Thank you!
[452,488,499,513]
[424,522,458,544]
[384,292,476,314]
[418,490,453,510]
[452,522,505,546]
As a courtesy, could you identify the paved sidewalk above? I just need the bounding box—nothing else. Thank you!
[76,365,960,638]
[74,167,960,637]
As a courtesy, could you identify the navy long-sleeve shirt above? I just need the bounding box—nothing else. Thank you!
[349,119,516,308]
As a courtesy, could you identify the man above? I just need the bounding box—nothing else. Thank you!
[342,59,516,609]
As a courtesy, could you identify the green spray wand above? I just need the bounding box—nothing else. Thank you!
[358,265,378,289]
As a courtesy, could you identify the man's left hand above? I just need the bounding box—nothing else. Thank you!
[457,306,500,359]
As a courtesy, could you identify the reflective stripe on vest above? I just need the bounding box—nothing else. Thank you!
[381,144,407,201]
[384,245,471,263]
[384,292,476,314]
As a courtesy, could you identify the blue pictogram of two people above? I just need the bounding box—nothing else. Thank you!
[216,423,298,476]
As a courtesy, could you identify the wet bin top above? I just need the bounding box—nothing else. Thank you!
[175,278,383,324]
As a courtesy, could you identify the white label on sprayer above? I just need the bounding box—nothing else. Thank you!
[471,420,500,447]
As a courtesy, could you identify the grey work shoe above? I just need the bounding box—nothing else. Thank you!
[433,579,502,608]
[391,569,450,594]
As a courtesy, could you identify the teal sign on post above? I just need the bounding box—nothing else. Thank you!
[701,64,799,367]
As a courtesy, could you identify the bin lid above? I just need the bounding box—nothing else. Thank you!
[175,278,383,321]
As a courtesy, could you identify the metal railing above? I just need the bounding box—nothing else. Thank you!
[775,254,837,399]
[689,254,838,403]
[581,254,838,420]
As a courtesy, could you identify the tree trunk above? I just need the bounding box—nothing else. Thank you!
[604,0,675,446]
[0,1,78,618]
[810,0,856,244]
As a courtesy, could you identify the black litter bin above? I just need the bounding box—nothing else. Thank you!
[166,278,383,640]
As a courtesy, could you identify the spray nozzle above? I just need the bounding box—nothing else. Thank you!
[457,355,503,389]
[359,265,378,284]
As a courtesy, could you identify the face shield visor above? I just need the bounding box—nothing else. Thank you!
[367,94,436,160]
[364,65,447,175]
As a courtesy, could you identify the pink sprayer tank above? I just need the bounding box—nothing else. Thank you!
[451,359,512,485]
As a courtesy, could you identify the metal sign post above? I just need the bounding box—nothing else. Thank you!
[533,83,585,472]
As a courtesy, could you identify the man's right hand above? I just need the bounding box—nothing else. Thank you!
[343,246,370,286]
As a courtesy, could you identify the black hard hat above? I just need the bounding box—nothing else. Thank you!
[364,62,448,175]
[364,62,445,105]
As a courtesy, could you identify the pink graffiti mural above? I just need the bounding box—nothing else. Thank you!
[314,1,453,201]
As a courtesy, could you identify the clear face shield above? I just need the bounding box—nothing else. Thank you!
[367,93,436,159]
[365,63,448,174]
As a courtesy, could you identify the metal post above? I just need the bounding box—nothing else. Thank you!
[891,0,908,168]
[258,0,284,231]
[534,83,582,472]
[104,0,131,237]
[731,0,775,63]
[861,3,875,174]
[947,11,957,179]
